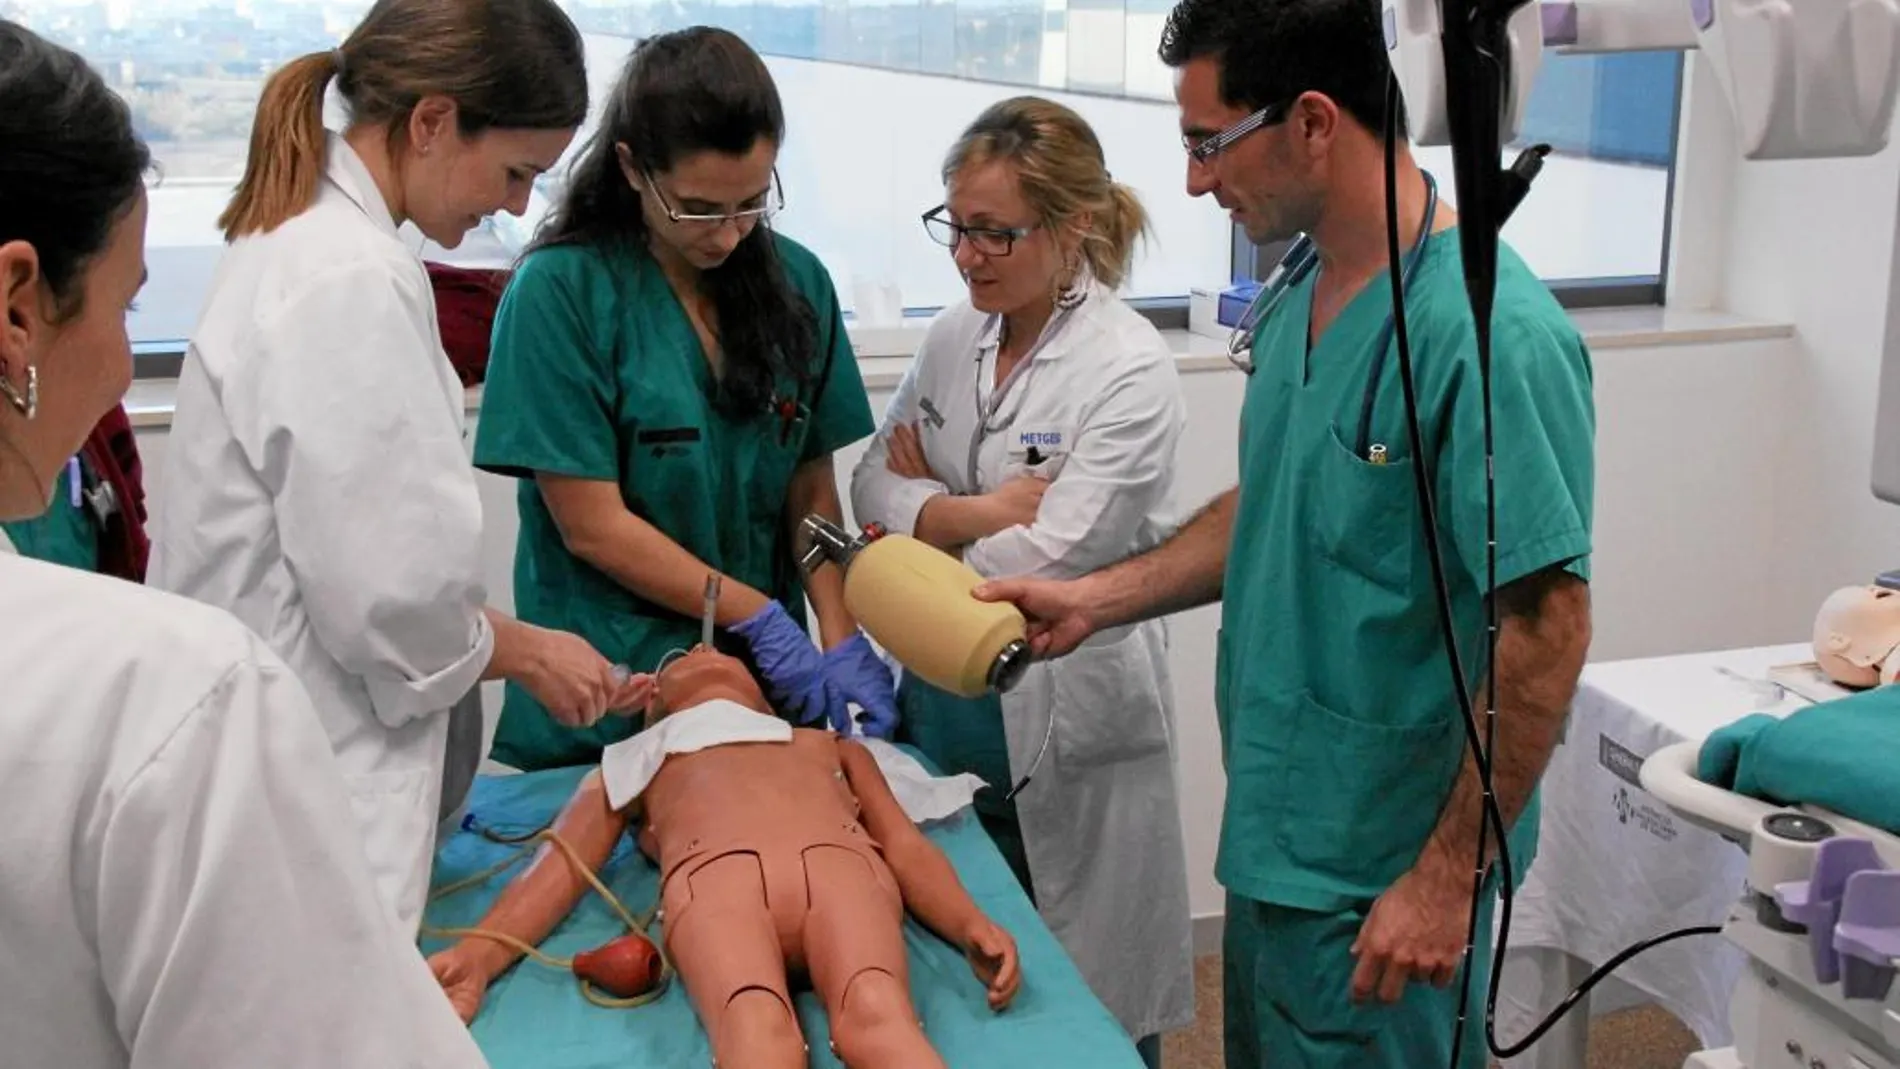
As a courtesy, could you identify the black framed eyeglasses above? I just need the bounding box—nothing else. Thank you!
[1185,99,1294,164]
[921,204,1039,257]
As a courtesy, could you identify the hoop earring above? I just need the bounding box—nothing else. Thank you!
[0,364,37,420]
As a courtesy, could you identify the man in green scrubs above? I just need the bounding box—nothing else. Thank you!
[977,2,1596,1066]
[473,232,876,770]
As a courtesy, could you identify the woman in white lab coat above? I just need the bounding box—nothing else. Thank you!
[149,0,644,938]
[849,96,1195,1065]
[0,21,487,1066]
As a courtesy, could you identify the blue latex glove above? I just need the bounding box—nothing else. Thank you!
[730,601,848,731]
[822,632,900,739]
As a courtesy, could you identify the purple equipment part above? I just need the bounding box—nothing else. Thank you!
[1834,869,1900,1001]
[1541,2,1579,45]
[1776,838,1885,985]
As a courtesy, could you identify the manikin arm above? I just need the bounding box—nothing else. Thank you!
[838,741,1020,1008]
[429,770,633,1019]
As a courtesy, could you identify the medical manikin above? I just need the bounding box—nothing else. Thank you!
[425,647,1021,1069]
[1813,584,1900,688]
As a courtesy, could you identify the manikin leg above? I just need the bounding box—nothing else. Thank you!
[662,853,805,1069]
[802,846,944,1069]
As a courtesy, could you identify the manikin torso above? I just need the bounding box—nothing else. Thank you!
[630,650,901,973]
[635,728,866,873]
[426,645,1017,1069]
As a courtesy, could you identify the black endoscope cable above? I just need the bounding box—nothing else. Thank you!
[1373,28,1726,1066]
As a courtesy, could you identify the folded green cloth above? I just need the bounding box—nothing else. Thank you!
[1698,685,1900,836]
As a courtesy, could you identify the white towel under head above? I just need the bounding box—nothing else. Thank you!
[599,700,984,824]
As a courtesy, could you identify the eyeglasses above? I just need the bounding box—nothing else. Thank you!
[921,204,1040,257]
[1185,99,1293,164]
[643,168,785,228]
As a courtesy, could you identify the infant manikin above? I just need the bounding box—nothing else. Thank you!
[426,647,1019,1069]
[1813,585,1900,688]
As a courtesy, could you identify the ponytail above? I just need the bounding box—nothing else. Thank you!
[218,51,338,242]
[1081,181,1151,291]
[217,0,587,243]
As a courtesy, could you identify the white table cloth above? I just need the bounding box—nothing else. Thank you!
[1495,642,1817,1069]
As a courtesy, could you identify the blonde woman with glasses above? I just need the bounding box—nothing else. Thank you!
[850,95,1195,1067]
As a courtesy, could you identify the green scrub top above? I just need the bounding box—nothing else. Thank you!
[473,233,875,771]
[1215,227,1595,913]
[2,458,101,573]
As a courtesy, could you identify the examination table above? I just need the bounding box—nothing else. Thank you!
[421,763,1145,1068]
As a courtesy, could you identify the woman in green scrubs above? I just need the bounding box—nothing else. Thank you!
[3,457,101,570]
[473,27,896,771]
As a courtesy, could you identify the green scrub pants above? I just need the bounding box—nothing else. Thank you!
[1223,890,1496,1069]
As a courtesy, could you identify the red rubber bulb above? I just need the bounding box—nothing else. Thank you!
[572,933,664,998]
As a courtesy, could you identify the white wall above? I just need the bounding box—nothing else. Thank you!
[1667,52,1900,628]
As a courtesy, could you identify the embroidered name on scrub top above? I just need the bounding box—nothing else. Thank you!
[636,426,701,459]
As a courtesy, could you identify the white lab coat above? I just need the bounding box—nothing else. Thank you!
[0,546,488,1069]
[850,281,1197,1040]
[149,133,493,937]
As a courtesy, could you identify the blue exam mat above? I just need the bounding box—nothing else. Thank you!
[421,764,1143,1069]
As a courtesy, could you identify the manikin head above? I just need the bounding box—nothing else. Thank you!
[644,647,771,730]
[1814,586,1900,688]
[1160,0,1406,246]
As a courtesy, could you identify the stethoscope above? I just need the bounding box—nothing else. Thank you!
[1226,171,1441,461]
[957,306,1080,799]
[964,304,1077,490]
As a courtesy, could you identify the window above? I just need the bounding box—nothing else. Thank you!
[1498,45,1682,292]
[492,3,1234,323]
[4,0,367,354]
[8,0,1680,359]
[1230,45,1684,302]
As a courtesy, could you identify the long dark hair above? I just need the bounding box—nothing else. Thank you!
[221,0,588,240]
[0,20,152,320]
[532,26,815,418]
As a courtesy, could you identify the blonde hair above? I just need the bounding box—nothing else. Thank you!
[942,95,1150,290]
[219,0,588,241]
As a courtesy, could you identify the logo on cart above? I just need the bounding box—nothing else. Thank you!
[1612,786,1680,843]
[1597,735,1646,787]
